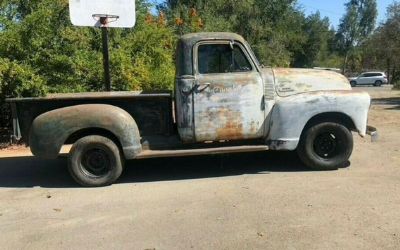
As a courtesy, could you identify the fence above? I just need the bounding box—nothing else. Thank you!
[0,102,12,145]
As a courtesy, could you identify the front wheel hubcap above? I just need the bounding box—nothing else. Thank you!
[313,133,338,158]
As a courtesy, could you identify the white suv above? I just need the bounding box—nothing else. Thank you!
[349,72,388,87]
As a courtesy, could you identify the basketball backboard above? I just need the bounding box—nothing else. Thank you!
[69,0,136,28]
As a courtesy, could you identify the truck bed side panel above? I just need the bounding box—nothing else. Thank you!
[8,92,173,144]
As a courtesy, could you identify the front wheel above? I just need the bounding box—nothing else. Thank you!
[68,135,124,187]
[297,122,353,170]
[350,81,357,87]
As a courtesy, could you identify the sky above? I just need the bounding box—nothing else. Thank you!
[153,0,394,28]
[298,0,393,28]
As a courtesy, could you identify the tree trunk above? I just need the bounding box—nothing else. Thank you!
[342,52,348,75]
[386,59,391,85]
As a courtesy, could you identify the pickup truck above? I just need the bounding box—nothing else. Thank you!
[7,32,375,187]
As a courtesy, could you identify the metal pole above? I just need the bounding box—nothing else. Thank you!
[101,26,111,91]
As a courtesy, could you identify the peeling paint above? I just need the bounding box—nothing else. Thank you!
[9,32,374,159]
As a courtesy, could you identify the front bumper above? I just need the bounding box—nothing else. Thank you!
[367,126,378,142]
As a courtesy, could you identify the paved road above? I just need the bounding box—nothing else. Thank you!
[0,87,399,250]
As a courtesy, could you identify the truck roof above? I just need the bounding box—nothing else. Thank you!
[179,32,246,46]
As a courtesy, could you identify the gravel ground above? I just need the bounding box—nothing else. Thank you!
[0,86,399,250]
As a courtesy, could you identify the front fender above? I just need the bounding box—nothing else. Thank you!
[267,91,371,150]
[29,104,142,159]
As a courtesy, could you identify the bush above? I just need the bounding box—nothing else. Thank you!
[0,58,46,144]
[0,58,46,101]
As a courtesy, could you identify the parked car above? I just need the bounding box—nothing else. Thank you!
[7,32,377,187]
[349,72,388,87]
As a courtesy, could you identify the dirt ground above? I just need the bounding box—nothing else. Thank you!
[0,86,399,250]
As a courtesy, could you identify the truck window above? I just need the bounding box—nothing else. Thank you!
[198,44,252,74]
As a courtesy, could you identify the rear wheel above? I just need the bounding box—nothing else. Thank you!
[297,122,353,170]
[374,80,382,87]
[68,135,124,187]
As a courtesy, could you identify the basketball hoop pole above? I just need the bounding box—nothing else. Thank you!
[100,16,111,91]
[69,0,136,92]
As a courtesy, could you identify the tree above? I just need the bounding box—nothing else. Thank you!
[161,0,308,67]
[336,0,377,73]
[293,11,332,67]
[363,1,400,87]
[0,0,177,95]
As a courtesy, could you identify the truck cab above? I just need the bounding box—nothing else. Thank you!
[175,33,274,143]
[8,32,375,187]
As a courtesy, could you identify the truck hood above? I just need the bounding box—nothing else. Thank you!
[271,68,352,97]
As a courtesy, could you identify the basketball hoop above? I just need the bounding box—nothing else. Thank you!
[69,0,136,92]
[69,0,135,28]
[92,14,120,26]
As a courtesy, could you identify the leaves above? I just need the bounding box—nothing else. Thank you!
[0,0,388,101]
[0,0,176,98]
[0,58,46,101]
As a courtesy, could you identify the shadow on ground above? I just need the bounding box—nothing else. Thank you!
[0,151,313,188]
[372,97,400,110]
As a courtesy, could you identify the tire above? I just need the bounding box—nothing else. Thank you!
[297,122,353,170]
[68,135,124,187]
[374,80,382,87]
[350,81,357,87]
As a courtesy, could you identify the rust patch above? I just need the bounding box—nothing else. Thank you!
[217,120,244,140]
[215,109,243,140]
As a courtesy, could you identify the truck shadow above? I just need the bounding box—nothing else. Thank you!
[0,151,327,188]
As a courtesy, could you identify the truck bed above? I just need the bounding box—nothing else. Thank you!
[7,91,174,144]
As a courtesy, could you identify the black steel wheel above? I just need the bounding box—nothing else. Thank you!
[68,135,124,187]
[81,148,112,177]
[297,122,353,170]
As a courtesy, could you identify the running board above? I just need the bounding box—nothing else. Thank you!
[135,145,269,159]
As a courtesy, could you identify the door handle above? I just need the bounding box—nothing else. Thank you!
[181,82,211,95]
[196,82,211,92]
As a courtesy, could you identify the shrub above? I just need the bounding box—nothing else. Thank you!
[0,58,46,101]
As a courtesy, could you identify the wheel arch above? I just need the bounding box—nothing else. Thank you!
[65,128,124,152]
[301,112,357,137]
[29,104,142,159]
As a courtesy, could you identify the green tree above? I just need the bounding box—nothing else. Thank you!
[0,58,46,101]
[0,0,176,96]
[293,11,333,67]
[363,1,400,88]
[336,0,377,73]
[161,0,308,67]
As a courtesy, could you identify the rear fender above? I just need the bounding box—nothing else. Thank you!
[29,104,142,159]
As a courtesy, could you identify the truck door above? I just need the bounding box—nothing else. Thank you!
[193,41,265,142]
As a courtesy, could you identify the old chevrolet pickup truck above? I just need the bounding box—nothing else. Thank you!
[8,32,375,187]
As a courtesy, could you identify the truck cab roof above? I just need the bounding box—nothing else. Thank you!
[179,32,247,46]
